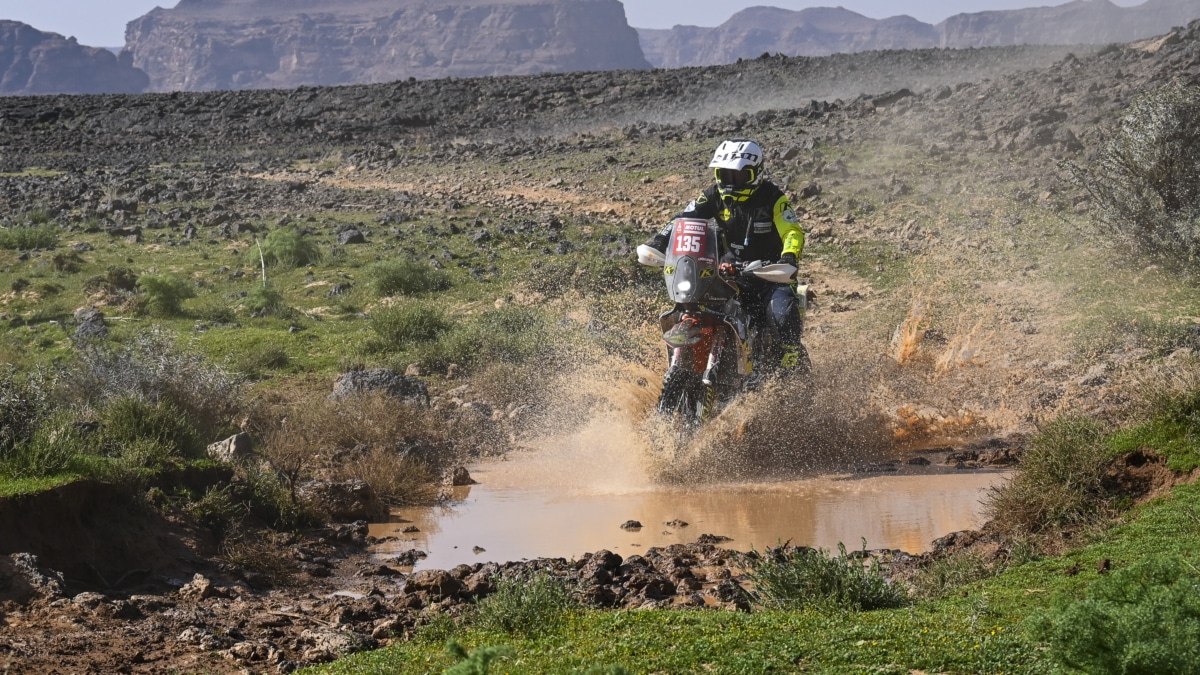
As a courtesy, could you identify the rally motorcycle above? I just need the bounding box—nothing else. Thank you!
[636,217,810,432]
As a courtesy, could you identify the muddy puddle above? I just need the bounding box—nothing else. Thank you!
[370,451,1010,570]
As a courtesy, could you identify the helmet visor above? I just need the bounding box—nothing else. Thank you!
[716,167,755,187]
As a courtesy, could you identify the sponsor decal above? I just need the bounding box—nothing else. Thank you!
[663,266,676,275]
[700,269,714,279]
[697,257,715,265]
[783,209,799,223]
[681,223,707,235]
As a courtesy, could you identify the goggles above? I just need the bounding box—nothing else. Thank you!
[715,167,755,187]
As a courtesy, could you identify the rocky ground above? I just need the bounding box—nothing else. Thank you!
[5,18,1200,675]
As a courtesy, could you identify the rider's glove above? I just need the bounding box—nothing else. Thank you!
[718,262,738,278]
[645,233,669,253]
[777,252,798,267]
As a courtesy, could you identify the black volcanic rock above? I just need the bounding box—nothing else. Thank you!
[125,0,652,92]
[0,21,148,95]
[638,0,1200,68]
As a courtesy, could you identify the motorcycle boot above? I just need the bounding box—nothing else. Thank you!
[767,283,810,376]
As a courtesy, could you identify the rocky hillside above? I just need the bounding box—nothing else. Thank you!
[124,0,651,92]
[640,0,1200,68]
[0,21,148,96]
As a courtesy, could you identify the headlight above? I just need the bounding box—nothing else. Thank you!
[676,280,693,293]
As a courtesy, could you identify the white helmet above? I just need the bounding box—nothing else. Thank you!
[709,138,765,201]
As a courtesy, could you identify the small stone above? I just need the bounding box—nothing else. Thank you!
[620,520,643,530]
[443,467,476,486]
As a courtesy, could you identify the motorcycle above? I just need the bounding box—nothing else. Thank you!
[636,217,810,432]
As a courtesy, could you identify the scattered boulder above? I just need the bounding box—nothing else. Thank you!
[299,480,387,522]
[443,467,477,486]
[206,432,253,463]
[619,520,643,530]
[329,368,429,406]
[337,229,367,245]
[72,308,108,340]
[404,569,463,599]
[0,553,66,603]
[178,573,225,601]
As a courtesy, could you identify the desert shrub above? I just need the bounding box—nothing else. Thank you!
[331,445,438,505]
[370,303,453,350]
[136,274,196,317]
[218,534,298,586]
[242,460,320,530]
[58,329,242,443]
[97,396,202,458]
[83,266,139,295]
[986,416,1118,534]
[230,344,291,379]
[0,225,58,250]
[259,392,455,506]
[472,572,578,637]
[0,411,89,479]
[909,550,997,599]
[0,366,49,456]
[1032,555,1200,674]
[364,258,451,297]
[186,484,245,546]
[745,543,909,611]
[244,284,289,316]
[415,306,551,372]
[258,228,322,268]
[1069,81,1200,264]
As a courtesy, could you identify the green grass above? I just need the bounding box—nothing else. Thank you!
[0,225,59,250]
[1110,420,1200,472]
[0,474,79,497]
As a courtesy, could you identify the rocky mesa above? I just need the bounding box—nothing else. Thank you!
[124,0,651,92]
[0,21,148,96]
[640,0,1200,68]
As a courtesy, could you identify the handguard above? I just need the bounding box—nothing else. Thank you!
[636,244,667,267]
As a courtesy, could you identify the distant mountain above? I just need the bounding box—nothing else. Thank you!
[125,0,652,92]
[639,0,1200,68]
[0,21,148,96]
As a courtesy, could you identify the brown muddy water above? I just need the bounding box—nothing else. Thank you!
[370,451,1010,571]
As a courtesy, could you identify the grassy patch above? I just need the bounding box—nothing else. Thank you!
[0,474,78,497]
[985,416,1121,535]
[258,227,323,268]
[1031,554,1200,673]
[0,225,59,250]
[471,572,579,638]
[363,258,451,297]
[746,542,909,611]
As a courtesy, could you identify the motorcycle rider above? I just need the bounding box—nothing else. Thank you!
[645,138,809,375]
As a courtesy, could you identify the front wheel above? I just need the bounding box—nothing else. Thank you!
[656,365,714,430]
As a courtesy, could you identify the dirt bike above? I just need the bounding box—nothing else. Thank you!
[636,217,810,433]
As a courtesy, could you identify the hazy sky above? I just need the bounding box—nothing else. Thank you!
[2,0,1150,48]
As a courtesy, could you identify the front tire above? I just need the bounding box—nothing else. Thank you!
[657,365,713,430]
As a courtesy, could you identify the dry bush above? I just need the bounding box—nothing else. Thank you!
[260,392,459,506]
[330,445,439,505]
[984,416,1117,536]
[219,533,299,587]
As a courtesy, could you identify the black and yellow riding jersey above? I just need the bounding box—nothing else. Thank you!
[669,182,804,263]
